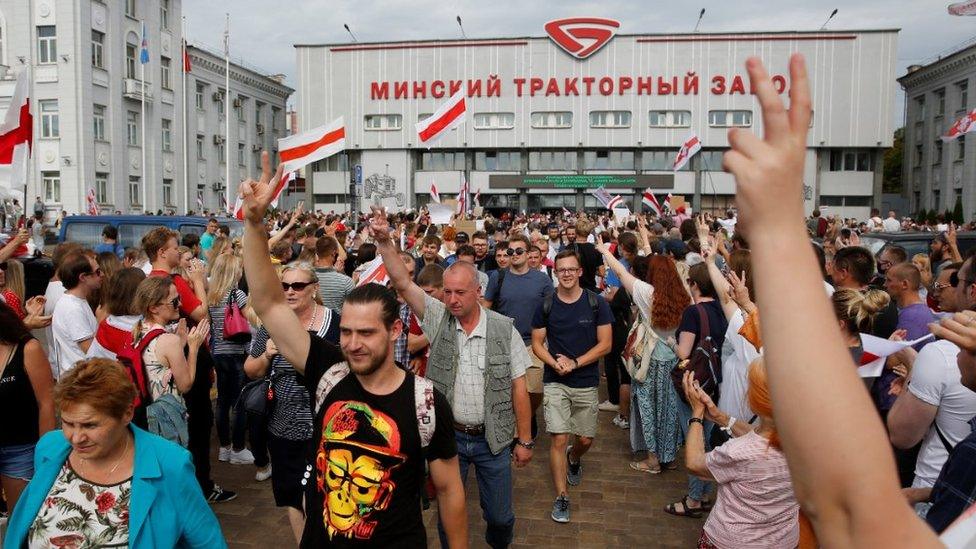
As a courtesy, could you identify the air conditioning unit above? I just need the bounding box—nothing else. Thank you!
[210,182,224,191]
[256,124,264,135]
[233,98,242,108]
[212,135,225,145]
[251,144,261,152]
[212,92,222,101]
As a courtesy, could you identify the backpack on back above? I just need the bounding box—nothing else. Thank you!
[116,328,167,429]
[541,289,599,326]
[670,305,722,405]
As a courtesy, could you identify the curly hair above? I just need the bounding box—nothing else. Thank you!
[647,255,690,330]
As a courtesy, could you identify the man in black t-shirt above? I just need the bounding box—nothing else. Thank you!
[239,157,468,548]
[567,222,604,292]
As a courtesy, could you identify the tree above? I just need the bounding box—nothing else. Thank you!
[953,196,965,225]
[917,207,928,223]
[883,127,904,194]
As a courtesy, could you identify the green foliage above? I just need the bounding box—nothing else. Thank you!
[883,127,904,193]
[953,196,965,224]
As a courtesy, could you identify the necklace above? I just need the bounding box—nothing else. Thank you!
[305,304,320,331]
[79,433,130,477]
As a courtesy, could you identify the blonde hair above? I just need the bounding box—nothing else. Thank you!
[132,276,174,341]
[2,259,25,303]
[207,254,243,306]
[206,237,231,275]
[281,263,322,305]
[832,288,890,335]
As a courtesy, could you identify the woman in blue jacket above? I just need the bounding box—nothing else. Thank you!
[4,358,225,548]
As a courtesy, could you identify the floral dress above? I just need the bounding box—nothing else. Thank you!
[27,462,131,548]
[140,325,183,406]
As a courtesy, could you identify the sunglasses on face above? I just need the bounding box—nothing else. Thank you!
[506,247,527,256]
[0,261,6,271]
[282,281,315,292]
[160,296,181,309]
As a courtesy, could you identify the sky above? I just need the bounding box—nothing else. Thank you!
[183,0,976,129]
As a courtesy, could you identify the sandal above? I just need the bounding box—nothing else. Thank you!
[629,461,661,474]
[664,496,703,518]
[700,497,714,511]
[661,461,679,471]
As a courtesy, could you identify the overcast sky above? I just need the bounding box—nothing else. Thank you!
[183,0,976,129]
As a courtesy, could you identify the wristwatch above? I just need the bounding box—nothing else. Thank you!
[515,439,535,450]
[688,417,704,427]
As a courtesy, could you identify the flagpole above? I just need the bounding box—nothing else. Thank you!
[224,13,231,214]
[140,21,147,212]
[181,17,188,213]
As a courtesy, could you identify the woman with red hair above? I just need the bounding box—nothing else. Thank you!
[681,360,799,548]
[596,240,690,473]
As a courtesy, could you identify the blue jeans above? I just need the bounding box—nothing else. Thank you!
[677,399,714,502]
[438,431,514,549]
[213,354,247,449]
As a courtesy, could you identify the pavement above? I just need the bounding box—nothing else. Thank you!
[212,386,705,548]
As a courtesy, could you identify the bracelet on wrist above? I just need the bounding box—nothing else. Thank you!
[688,417,704,427]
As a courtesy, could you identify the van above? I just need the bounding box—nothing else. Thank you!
[58,215,244,249]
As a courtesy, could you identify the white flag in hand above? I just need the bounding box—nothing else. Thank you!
[357,256,389,287]
[278,117,345,173]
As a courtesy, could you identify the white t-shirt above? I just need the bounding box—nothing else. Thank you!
[882,217,902,233]
[42,280,66,357]
[908,339,976,488]
[50,293,98,379]
[631,279,676,340]
[718,309,759,422]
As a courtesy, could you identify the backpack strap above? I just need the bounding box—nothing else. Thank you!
[935,422,956,453]
[413,376,436,449]
[696,304,711,341]
[136,328,168,353]
[313,362,351,416]
[491,269,508,311]
[585,289,599,320]
[134,328,167,402]
[542,293,554,325]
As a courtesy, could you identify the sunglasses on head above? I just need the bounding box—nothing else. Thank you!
[282,281,315,292]
[506,247,527,256]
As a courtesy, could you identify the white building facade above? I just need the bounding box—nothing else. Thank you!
[0,0,291,217]
[297,26,898,218]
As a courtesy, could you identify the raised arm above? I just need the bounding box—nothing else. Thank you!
[0,229,28,263]
[594,236,639,297]
[267,202,303,250]
[368,206,428,320]
[723,55,938,547]
[240,153,311,374]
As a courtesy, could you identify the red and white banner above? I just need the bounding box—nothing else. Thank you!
[664,193,674,212]
[456,179,469,214]
[562,206,572,217]
[589,187,622,210]
[673,133,702,171]
[473,188,481,208]
[0,68,32,195]
[858,333,934,378]
[948,0,976,15]
[86,188,99,216]
[642,189,663,216]
[416,89,466,146]
[196,191,204,211]
[943,109,976,142]
[271,171,295,208]
[356,256,389,287]
[607,195,624,210]
[278,117,345,173]
[430,182,441,204]
[232,195,244,220]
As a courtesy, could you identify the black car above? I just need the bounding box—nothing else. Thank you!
[858,231,976,259]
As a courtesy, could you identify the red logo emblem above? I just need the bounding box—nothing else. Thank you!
[544,18,621,60]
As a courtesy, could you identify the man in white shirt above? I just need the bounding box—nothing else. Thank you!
[882,211,902,233]
[50,250,102,379]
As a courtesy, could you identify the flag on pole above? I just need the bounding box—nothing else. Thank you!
[948,0,976,15]
[642,189,663,216]
[473,188,481,208]
[942,109,976,142]
[86,188,99,216]
[0,67,32,166]
[271,171,295,208]
[673,133,702,171]
[278,117,345,173]
[182,39,192,72]
[664,193,674,212]
[416,89,466,147]
[196,191,204,211]
[231,194,244,220]
[430,182,441,204]
[562,206,572,217]
[589,187,623,210]
[456,179,469,214]
[356,256,389,287]
[140,22,150,64]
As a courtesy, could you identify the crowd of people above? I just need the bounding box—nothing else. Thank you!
[2,54,976,548]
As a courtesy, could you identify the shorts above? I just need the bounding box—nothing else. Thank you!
[543,384,599,438]
[525,345,544,395]
[0,443,36,480]
[268,434,311,510]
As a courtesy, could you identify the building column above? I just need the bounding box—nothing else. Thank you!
[872,149,884,212]
[692,155,702,213]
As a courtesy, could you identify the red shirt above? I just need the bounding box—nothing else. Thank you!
[149,270,202,319]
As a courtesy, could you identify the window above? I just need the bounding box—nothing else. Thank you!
[237,143,246,166]
[95,173,108,203]
[235,96,246,121]
[419,152,465,171]
[93,105,106,141]
[529,151,577,171]
[125,0,136,18]
[216,89,225,115]
[272,107,281,131]
[364,114,403,131]
[818,195,872,207]
[699,150,727,170]
[934,189,941,211]
[474,151,521,171]
[195,82,205,109]
[160,0,170,29]
[217,141,225,163]
[641,150,690,171]
[196,134,205,158]
[255,102,264,123]
[125,43,137,79]
[473,112,515,130]
[584,150,634,170]
[91,30,104,68]
[39,100,58,138]
[43,172,61,202]
[915,96,926,122]
[958,135,966,162]
[162,179,173,206]
[161,119,172,151]
[530,112,572,129]
[959,81,969,111]
[315,155,349,172]
[589,110,631,128]
[129,176,140,206]
[829,150,874,172]
[127,111,138,145]
[914,144,923,165]
[648,110,691,128]
[934,140,943,164]
[936,89,946,117]
[708,110,752,127]
[37,26,56,64]
[160,57,171,89]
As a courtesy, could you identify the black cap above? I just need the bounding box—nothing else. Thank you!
[455,232,469,242]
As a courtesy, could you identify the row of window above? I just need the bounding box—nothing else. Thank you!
[914,80,969,122]
[364,109,756,132]
[916,136,967,166]
[41,171,174,208]
[123,0,172,29]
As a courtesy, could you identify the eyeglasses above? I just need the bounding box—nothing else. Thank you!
[934,282,952,291]
[506,247,527,256]
[950,271,976,288]
[282,281,315,291]
[84,268,103,278]
[554,268,579,275]
[160,296,181,309]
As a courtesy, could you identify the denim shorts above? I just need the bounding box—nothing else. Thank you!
[0,443,36,480]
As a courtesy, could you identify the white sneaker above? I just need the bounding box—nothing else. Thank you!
[218,446,232,462]
[255,464,273,482]
[229,448,255,465]
[612,415,630,430]
[597,400,619,412]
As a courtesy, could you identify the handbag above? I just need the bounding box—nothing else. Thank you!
[222,291,252,343]
[239,374,274,418]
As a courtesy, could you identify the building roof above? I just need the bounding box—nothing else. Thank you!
[187,43,294,96]
[898,37,976,86]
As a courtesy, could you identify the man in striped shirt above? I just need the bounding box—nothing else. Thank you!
[313,235,353,313]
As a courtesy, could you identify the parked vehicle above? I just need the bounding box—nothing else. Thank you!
[58,215,243,249]
[859,231,976,259]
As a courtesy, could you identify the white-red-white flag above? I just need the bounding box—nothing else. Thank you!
[416,89,466,147]
[271,171,295,208]
[673,133,702,171]
[456,179,469,214]
[642,189,663,216]
[943,109,976,142]
[0,68,32,193]
[858,332,933,378]
[562,206,572,217]
[356,256,389,287]
[196,191,204,212]
[278,117,345,173]
[86,188,99,216]
[430,182,441,204]
[232,194,244,220]
[589,187,622,210]
[473,188,481,208]
[949,0,976,15]
[607,195,624,210]
[664,193,674,212]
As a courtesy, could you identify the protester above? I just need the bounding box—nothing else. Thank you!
[0,258,25,318]
[50,250,102,379]
[313,234,353,312]
[94,225,125,258]
[86,267,145,360]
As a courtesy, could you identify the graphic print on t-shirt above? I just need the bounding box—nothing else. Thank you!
[316,400,407,541]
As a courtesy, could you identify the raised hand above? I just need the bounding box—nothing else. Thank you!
[187,319,210,349]
[722,54,811,239]
[367,205,391,244]
[593,233,610,255]
[239,151,284,225]
[727,270,751,308]
[695,214,709,243]
[929,311,976,354]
